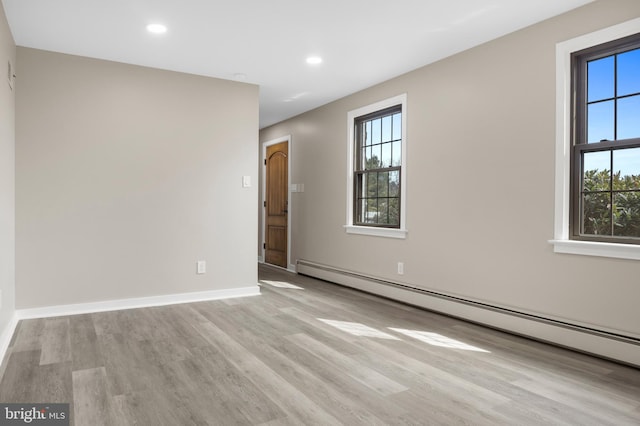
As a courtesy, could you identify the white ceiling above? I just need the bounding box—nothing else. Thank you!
[3,0,593,128]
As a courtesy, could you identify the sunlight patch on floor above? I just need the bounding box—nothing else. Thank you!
[318,319,400,340]
[260,280,305,290]
[389,328,490,352]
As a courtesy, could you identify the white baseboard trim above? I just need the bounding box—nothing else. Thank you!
[0,286,260,379]
[258,256,264,263]
[297,259,640,367]
[16,285,261,320]
[0,312,19,378]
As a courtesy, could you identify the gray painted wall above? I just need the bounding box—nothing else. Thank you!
[260,0,640,342]
[0,3,15,342]
[16,48,259,308]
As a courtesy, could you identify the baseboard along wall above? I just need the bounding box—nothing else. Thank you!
[297,259,640,368]
[0,285,261,374]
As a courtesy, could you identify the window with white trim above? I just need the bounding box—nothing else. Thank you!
[552,18,640,260]
[346,94,407,239]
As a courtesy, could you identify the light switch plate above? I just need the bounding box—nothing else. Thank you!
[242,176,251,188]
[197,260,206,274]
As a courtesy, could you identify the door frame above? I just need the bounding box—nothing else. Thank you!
[261,135,293,272]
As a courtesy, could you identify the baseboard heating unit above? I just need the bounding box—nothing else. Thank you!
[297,259,640,367]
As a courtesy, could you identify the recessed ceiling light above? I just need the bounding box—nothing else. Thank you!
[146,24,167,34]
[306,56,322,65]
[233,73,247,82]
[283,91,309,102]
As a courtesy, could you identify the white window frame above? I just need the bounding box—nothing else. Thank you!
[550,18,640,260]
[345,94,408,239]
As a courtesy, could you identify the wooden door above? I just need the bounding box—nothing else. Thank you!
[265,142,288,268]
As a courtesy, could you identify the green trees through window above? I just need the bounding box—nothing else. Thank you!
[582,168,640,237]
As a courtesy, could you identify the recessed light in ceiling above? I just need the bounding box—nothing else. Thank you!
[146,24,167,34]
[306,56,322,65]
[283,91,309,102]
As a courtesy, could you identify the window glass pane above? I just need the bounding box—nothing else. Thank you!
[582,151,611,183]
[378,199,389,224]
[364,121,372,146]
[382,115,392,143]
[392,113,401,141]
[613,192,640,237]
[588,56,614,102]
[617,48,640,97]
[391,140,401,166]
[365,146,373,170]
[587,101,614,142]
[361,200,368,223]
[617,95,640,140]
[582,192,611,235]
[583,150,611,192]
[389,198,399,226]
[370,172,379,198]
[381,142,391,168]
[378,172,389,197]
[372,118,381,144]
[613,147,640,190]
[389,170,400,197]
[370,144,381,169]
[366,199,378,223]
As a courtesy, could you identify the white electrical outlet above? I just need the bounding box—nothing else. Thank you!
[397,262,404,275]
[197,260,206,274]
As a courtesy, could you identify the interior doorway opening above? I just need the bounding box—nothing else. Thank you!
[262,136,292,271]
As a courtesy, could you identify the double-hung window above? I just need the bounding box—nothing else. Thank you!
[572,34,640,243]
[552,19,640,260]
[346,94,407,238]
[354,106,402,227]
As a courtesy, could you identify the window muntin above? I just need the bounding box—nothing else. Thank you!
[573,35,640,242]
[354,106,402,228]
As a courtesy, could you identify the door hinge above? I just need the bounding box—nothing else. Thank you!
[263,201,266,207]
[264,159,267,165]
[263,243,266,249]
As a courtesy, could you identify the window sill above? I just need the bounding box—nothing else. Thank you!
[345,225,407,239]
[549,239,640,260]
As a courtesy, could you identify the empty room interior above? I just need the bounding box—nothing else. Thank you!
[1,0,640,424]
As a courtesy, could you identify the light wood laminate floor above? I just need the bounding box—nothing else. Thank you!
[1,264,640,425]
